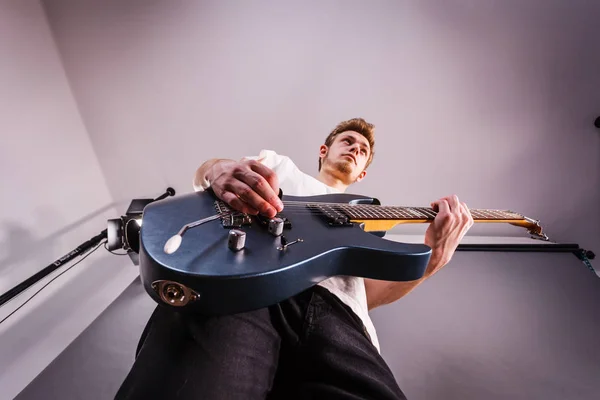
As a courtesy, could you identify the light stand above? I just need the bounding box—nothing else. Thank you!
[0,187,175,308]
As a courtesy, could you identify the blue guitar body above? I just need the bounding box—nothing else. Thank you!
[139,190,432,315]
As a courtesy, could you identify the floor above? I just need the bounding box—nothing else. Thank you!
[14,278,156,400]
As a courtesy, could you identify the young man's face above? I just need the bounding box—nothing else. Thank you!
[319,131,371,184]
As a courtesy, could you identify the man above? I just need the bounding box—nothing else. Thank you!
[115,118,474,399]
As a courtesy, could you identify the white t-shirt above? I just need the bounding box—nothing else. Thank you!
[194,149,380,353]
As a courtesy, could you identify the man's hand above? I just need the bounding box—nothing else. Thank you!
[363,194,473,310]
[424,194,474,276]
[364,194,473,310]
[206,159,283,218]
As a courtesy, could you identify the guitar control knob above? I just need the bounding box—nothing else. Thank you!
[268,217,284,236]
[228,229,246,251]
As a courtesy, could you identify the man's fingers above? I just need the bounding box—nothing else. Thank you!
[461,201,474,226]
[207,159,281,218]
[433,199,450,215]
[225,180,278,218]
[248,161,280,192]
[446,195,460,212]
[239,163,283,212]
[220,191,259,215]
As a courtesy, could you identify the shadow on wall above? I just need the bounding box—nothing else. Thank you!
[13,278,156,400]
[0,250,132,379]
[0,202,117,294]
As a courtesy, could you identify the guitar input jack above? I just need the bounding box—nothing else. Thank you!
[152,280,200,307]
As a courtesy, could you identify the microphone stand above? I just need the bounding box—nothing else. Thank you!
[0,187,176,308]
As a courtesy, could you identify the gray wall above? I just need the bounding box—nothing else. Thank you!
[12,0,600,399]
[0,1,137,399]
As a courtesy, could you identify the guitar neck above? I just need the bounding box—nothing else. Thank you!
[326,204,548,241]
[341,205,525,222]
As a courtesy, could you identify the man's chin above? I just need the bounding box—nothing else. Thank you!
[333,161,352,172]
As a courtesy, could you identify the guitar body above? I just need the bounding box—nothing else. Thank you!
[139,190,432,315]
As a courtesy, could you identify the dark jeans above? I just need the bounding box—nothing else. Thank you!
[114,285,406,399]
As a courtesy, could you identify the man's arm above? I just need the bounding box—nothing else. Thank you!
[363,253,446,310]
[364,194,474,310]
[193,157,283,218]
[193,158,235,191]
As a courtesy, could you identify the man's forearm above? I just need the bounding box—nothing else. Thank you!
[364,252,446,310]
[193,158,235,190]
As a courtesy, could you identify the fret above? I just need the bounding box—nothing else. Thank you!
[391,208,413,219]
[329,204,524,222]
[415,207,437,219]
[471,209,523,220]
[381,208,395,219]
[407,208,429,219]
[366,207,379,219]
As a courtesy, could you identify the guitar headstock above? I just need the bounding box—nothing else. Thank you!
[507,213,549,241]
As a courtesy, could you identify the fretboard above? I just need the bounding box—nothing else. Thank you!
[320,204,524,221]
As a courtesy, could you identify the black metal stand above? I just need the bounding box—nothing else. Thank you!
[0,229,108,307]
[0,187,176,308]
[456,242,596,274]
[457,242,590,254]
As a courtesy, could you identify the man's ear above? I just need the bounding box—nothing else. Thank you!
[319,145,328,161]
[355,169,367,183]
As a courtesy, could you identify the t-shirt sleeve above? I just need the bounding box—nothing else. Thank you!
[247,150,307,196]
[240,149,284,170]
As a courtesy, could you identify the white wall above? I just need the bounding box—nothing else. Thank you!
[0,1,138,399]
[43,0,600,248]
[19,0,600,398]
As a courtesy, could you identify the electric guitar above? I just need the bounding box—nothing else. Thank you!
[138,190,548,315]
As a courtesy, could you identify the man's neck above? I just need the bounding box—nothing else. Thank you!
[316,170,348,192]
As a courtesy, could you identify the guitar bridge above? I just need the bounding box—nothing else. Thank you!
[214,200,293,229]
[214,201,252,228]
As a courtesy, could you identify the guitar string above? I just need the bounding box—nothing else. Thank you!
[280,201,516,212]
[281,200,519,212]
[215,200,522,219]
[218,202,517,217]
[214,208,518,221]
[276,207,513,217]
[217,197,518,216]
[275,204,518,219]
[279,201,519,216]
